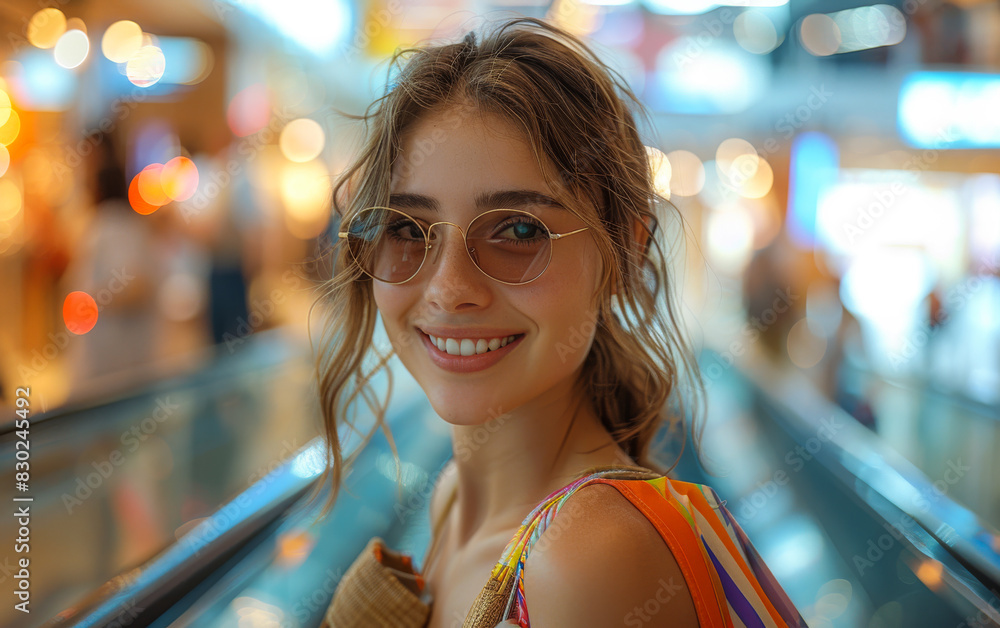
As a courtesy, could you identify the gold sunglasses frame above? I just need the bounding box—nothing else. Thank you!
[338,206,590,285]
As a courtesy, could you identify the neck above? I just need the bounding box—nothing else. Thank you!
[448,379,636,548]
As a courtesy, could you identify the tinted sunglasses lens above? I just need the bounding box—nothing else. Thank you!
[346,208,425,283]
[467,211,551,284]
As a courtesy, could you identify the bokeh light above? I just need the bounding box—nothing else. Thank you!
[0,89,11,126]
[162,156,199,201]
[800,14,841,57]
[182,41,214,85]
[126,45,166,87]
[646,146,672,200]
[27,8,66,49]
[102,20,144,63]
[228,83,271,137]
[129,167,163,215]
[0,109,20,146]
[54,29,90,69]
[716,138,758,180]
[63,291,99,335]
[280,160,332,239]
[665,150,705,196]
[732,155,774,198]
[276,529,315,568]
[137,163,170,206]
[734,10,780,55]
[706,204,754,274]
[0,145,9,178]
[914,559,944,591]
[833,5,906,54]
[279,118,325,163]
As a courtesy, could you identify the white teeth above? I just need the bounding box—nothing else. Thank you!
[426,332,520,356]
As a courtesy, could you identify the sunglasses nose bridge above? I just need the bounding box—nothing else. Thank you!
[424,221,468,266]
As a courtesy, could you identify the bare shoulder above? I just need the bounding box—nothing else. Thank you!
[428,459,458,528]
[523,482,700,628]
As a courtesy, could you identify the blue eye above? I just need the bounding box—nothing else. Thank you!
[494,217,546,243]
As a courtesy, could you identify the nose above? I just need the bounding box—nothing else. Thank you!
[421,222,491,311]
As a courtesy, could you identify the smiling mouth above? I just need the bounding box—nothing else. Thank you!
[421,331,525,356]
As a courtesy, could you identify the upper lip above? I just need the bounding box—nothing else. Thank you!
[418,327,524,340]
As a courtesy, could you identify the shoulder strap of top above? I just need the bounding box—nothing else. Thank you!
[461,466,660,628]
[466,471,806,628]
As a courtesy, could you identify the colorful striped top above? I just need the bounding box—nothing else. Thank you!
[459,465,807,628]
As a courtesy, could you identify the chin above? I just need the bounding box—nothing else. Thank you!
[423,385,517,428]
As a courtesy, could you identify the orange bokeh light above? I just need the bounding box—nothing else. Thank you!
[137,163,169,206]
[128,170,161,215]
[63,291,98,334]
[162,156,199,201]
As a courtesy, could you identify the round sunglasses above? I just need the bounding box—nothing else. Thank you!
[338,206,590,285]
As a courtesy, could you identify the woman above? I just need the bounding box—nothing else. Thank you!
[314,16,805,628]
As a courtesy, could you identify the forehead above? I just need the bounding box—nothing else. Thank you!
[390,106,569,212]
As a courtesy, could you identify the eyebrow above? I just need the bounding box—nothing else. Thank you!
[387,189,567,212]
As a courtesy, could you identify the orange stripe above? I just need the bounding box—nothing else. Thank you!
[597,478,731,628]
[668,482,789,626]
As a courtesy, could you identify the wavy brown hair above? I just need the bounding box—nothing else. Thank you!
[305,16,705,519]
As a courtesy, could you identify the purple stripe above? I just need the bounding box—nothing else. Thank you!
[704,540,766,628]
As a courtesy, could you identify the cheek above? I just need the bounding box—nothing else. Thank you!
[530,259,603,366]
[373,284,414,351]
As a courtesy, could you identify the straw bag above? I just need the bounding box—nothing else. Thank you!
[322,536,431,628]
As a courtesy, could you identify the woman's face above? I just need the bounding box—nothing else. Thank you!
[373,105,605,426]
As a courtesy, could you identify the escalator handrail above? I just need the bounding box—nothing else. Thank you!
[843,356,1000,421]
[43,436,331,627]
[1,328,296,436]
[730,352,1000,608]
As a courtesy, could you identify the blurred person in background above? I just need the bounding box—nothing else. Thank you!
[63,131,166,394]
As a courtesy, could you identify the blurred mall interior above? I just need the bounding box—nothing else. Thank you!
[0,0,998,626]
